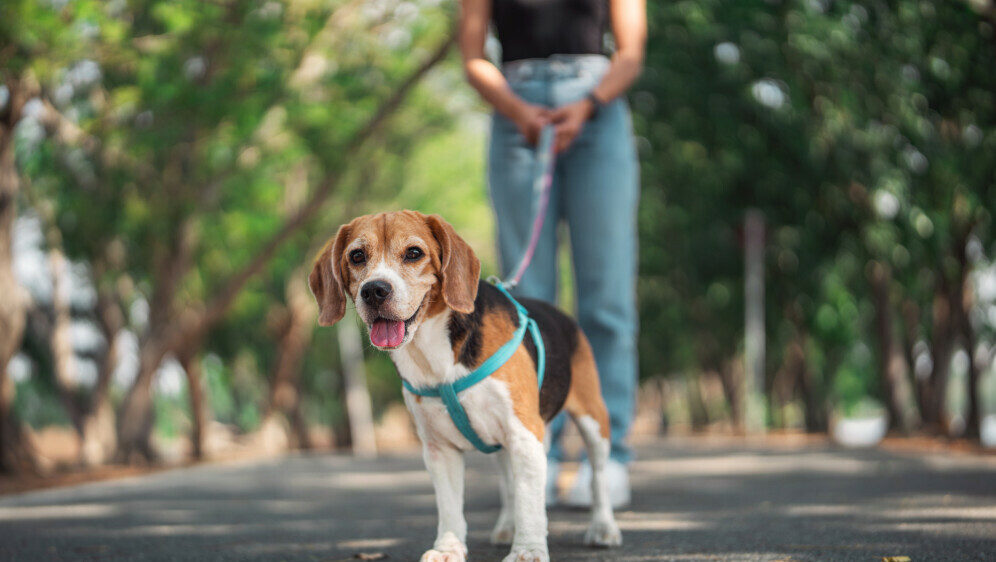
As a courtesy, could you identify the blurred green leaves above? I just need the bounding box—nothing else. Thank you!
[635,0,995,427]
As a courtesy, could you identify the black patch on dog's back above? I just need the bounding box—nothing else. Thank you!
[519,297,578,422]
[448,282,577,422]
[447,281,519,368]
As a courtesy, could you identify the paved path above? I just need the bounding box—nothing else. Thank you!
[1,438,994,562]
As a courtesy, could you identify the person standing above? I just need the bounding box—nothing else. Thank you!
[459,0,646,507]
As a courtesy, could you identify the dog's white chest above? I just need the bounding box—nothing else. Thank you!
[404,380,511,451]
[391,312,513,451]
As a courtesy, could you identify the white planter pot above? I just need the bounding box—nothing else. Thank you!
[981,414,996,449]
[832,415,887,448]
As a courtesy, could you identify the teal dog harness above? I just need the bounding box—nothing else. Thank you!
[401,283,546,454]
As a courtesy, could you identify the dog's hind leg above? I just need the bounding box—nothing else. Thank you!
[490,448,516,545]
[563,334,622,547]
[572,412,622,547]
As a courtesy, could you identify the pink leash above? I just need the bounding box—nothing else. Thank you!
[501,125,557,289]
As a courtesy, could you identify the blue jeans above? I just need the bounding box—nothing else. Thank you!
[488,55,639,464]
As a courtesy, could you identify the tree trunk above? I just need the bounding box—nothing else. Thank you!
[900,298,928,416]
[115,343,167,463]
[925,231,971,433]
[718,361,744,432]
[179,351,208,459]
[48,249,85,438]
[781,305,826,433]
[261,274,316,450]
[925,281,957,431]
[686,374,710,430]
[771,326,804,430]
[960,275,981,439]
[789,329,826,433]
[337,313,377,458]
[797,364,826,433]
[869,261,920,433]
[743,209,765,434]
[115,213,197,463]
[80,293,123,466]
[0,78,35,473]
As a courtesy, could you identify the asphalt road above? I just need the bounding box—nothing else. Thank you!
[2,437,994,562]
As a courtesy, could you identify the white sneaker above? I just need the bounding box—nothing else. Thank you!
[546,459,560,506]
[563,458,631,509]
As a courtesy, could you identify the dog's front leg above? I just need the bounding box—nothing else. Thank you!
[420,443,468,562]
[503,429,549,562]
[490,448,515,544]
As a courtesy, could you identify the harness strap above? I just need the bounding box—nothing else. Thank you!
[401,285,546,454]
[494,283,545,389]
[438,383,502,454]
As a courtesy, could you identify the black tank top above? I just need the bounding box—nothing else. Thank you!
[492,0,607,63]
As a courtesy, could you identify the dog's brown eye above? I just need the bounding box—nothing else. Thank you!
[349,249,366,265]
[405,247,423,261]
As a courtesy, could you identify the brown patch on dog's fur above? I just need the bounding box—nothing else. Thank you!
[308,225,351,326]
[482,308,546,442]
[563,333,610,439]
[425,215,480,314]
[493,349,546,442]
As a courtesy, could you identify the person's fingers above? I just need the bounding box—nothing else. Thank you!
[554,121,575,136]
[547,103,586,151]
[521,111,550,144]
[554,127,576,152]
[550,107,570,122]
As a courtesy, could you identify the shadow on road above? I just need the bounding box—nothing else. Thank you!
[1,438,994,562]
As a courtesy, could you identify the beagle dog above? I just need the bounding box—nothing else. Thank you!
[309,211,621,562]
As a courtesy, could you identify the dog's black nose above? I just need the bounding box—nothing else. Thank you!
[360,280,393,307]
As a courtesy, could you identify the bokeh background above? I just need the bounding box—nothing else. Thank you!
[1,0,995,476]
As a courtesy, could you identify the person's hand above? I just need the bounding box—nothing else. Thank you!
[511,102,551,146]
[551,98,595,152]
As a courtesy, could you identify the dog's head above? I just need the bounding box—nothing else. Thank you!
[308,211,481,349]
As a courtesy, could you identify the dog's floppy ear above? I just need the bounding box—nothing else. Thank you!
[308,224,351,326]
[427,214,480,314]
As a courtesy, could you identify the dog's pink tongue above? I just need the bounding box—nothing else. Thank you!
[370,319,405,347]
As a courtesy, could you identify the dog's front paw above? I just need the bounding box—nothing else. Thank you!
[583,518,622,547]
[421,532,467,562]
[419,550,465,562]
[501,546,549,562]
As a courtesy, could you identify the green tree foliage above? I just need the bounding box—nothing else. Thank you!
[6,0,459,463]
[635,0,995,431]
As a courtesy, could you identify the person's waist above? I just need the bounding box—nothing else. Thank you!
[501,54,610,83]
